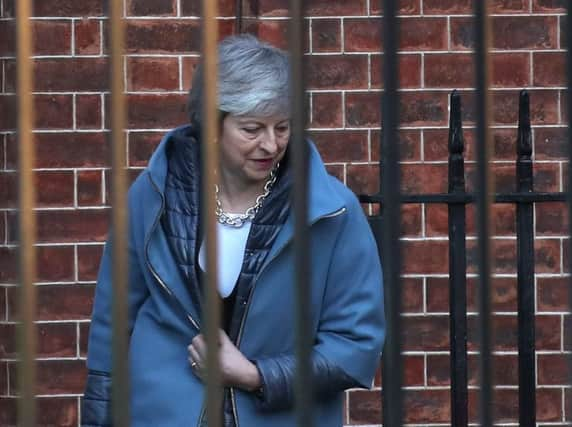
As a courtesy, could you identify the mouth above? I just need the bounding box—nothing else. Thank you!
[251,158,274,170]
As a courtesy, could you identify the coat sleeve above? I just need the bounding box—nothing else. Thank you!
[81,185,150,426]
[253,195,386,411]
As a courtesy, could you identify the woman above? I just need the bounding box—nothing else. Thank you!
[82,34,385,427]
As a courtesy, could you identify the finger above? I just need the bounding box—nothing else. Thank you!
[189,345,203,368]
[193,335,208,359]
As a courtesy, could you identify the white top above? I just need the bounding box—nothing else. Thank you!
[198,216,252,298]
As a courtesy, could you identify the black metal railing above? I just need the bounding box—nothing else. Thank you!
[360,89,567,426]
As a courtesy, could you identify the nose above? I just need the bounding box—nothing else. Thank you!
[260,128,278,154]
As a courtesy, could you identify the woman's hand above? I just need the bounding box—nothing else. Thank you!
[188,330,262,392]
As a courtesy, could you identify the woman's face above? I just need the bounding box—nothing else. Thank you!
[218,113,290,188]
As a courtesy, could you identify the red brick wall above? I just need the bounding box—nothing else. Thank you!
[0,0,569,425]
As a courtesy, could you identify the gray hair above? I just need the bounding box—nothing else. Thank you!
[187,34,291,128]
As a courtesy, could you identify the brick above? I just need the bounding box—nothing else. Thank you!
[467,238,517,274]
[428,354,518,387]
[33,58,109,92]
[401,91,448,126]
[0,95,16,131]
[38,245,76,282]
[536,202,568,235]
[402,277,423,312]
[6,133,110,169]
[0,287,5,319]
[311,19,341,53]
[242,0,367,17]
[532,0,566,12]
[243,20,309,52]
[37,323,77,358]
[426,203,516,238]
[0,397,78,426]
[403,240,449,274]
[127,57,180,91]
[424,127,520,163]
[35,95,73,129]
[0,245,74,283]
[565,316,572,351]
[79,322,90,357]
[129,132,162,166]
[9,359,86,395]
[34,210,109,244]
[424,0,528,14]
[492,53,530,88]
[125,20,233,54]
[346,91,448,127]
[467,315,518,352]
[538,277,569,311]
[423,0,472,14]
[307,55,368,90]
[427,276,517,313]
[370,0,420,15]
[0,19,71,56]
[180,0,236,16]
[77,244,104,282]
[3,59,16,93]
[309,130,367,162]
[345,92,380,128]
[536,314,561,351]
[535,239,561,273]
[345,18,447,52]
[535,127,567,160]
[424,53,474,88]
[310,93,343,128]
[370,54,422,89]
[75,19,100,55]
[533,52,566,87]
[403,389,450,423]
[538,354,569,385]
[124,94,188,129]
[452,16,559,50]
[128,0,176,16]
[76,94,102,130]
[8,284,95,321]
[458,90,559,126]
[524,17,560,49]
[181,57,200,90]
[77,170,103,207]
[348,389,381,424]
[403,316,449,351]
[400,204,423,237]
[104,169,144,203]
[371,130,421,162]
[325,164,344,182]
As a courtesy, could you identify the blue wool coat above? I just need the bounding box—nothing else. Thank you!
[83,126,385,427]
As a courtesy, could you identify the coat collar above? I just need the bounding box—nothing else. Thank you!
[146,124,345,223]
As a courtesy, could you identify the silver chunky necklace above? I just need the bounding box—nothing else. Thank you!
[214,163,279,228]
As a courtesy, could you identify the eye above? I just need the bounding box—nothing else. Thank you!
[242,127,260,135]
[276,125,290,134]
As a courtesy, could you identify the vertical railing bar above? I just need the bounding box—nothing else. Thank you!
[15,0,37,425]
[289,0,313,426]
[474,1,493,426]
[448,91,468,427]
[108,0,130,425]
[200,1,222,426]
[516,90,535,427]
[380,0,403,426]
[566,1,572,422]
[235,0,243,33]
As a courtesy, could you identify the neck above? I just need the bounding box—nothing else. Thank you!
[217,171,266,213]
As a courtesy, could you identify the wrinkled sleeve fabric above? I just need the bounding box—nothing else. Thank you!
[253,193,386,412]
[81,184,150,427]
